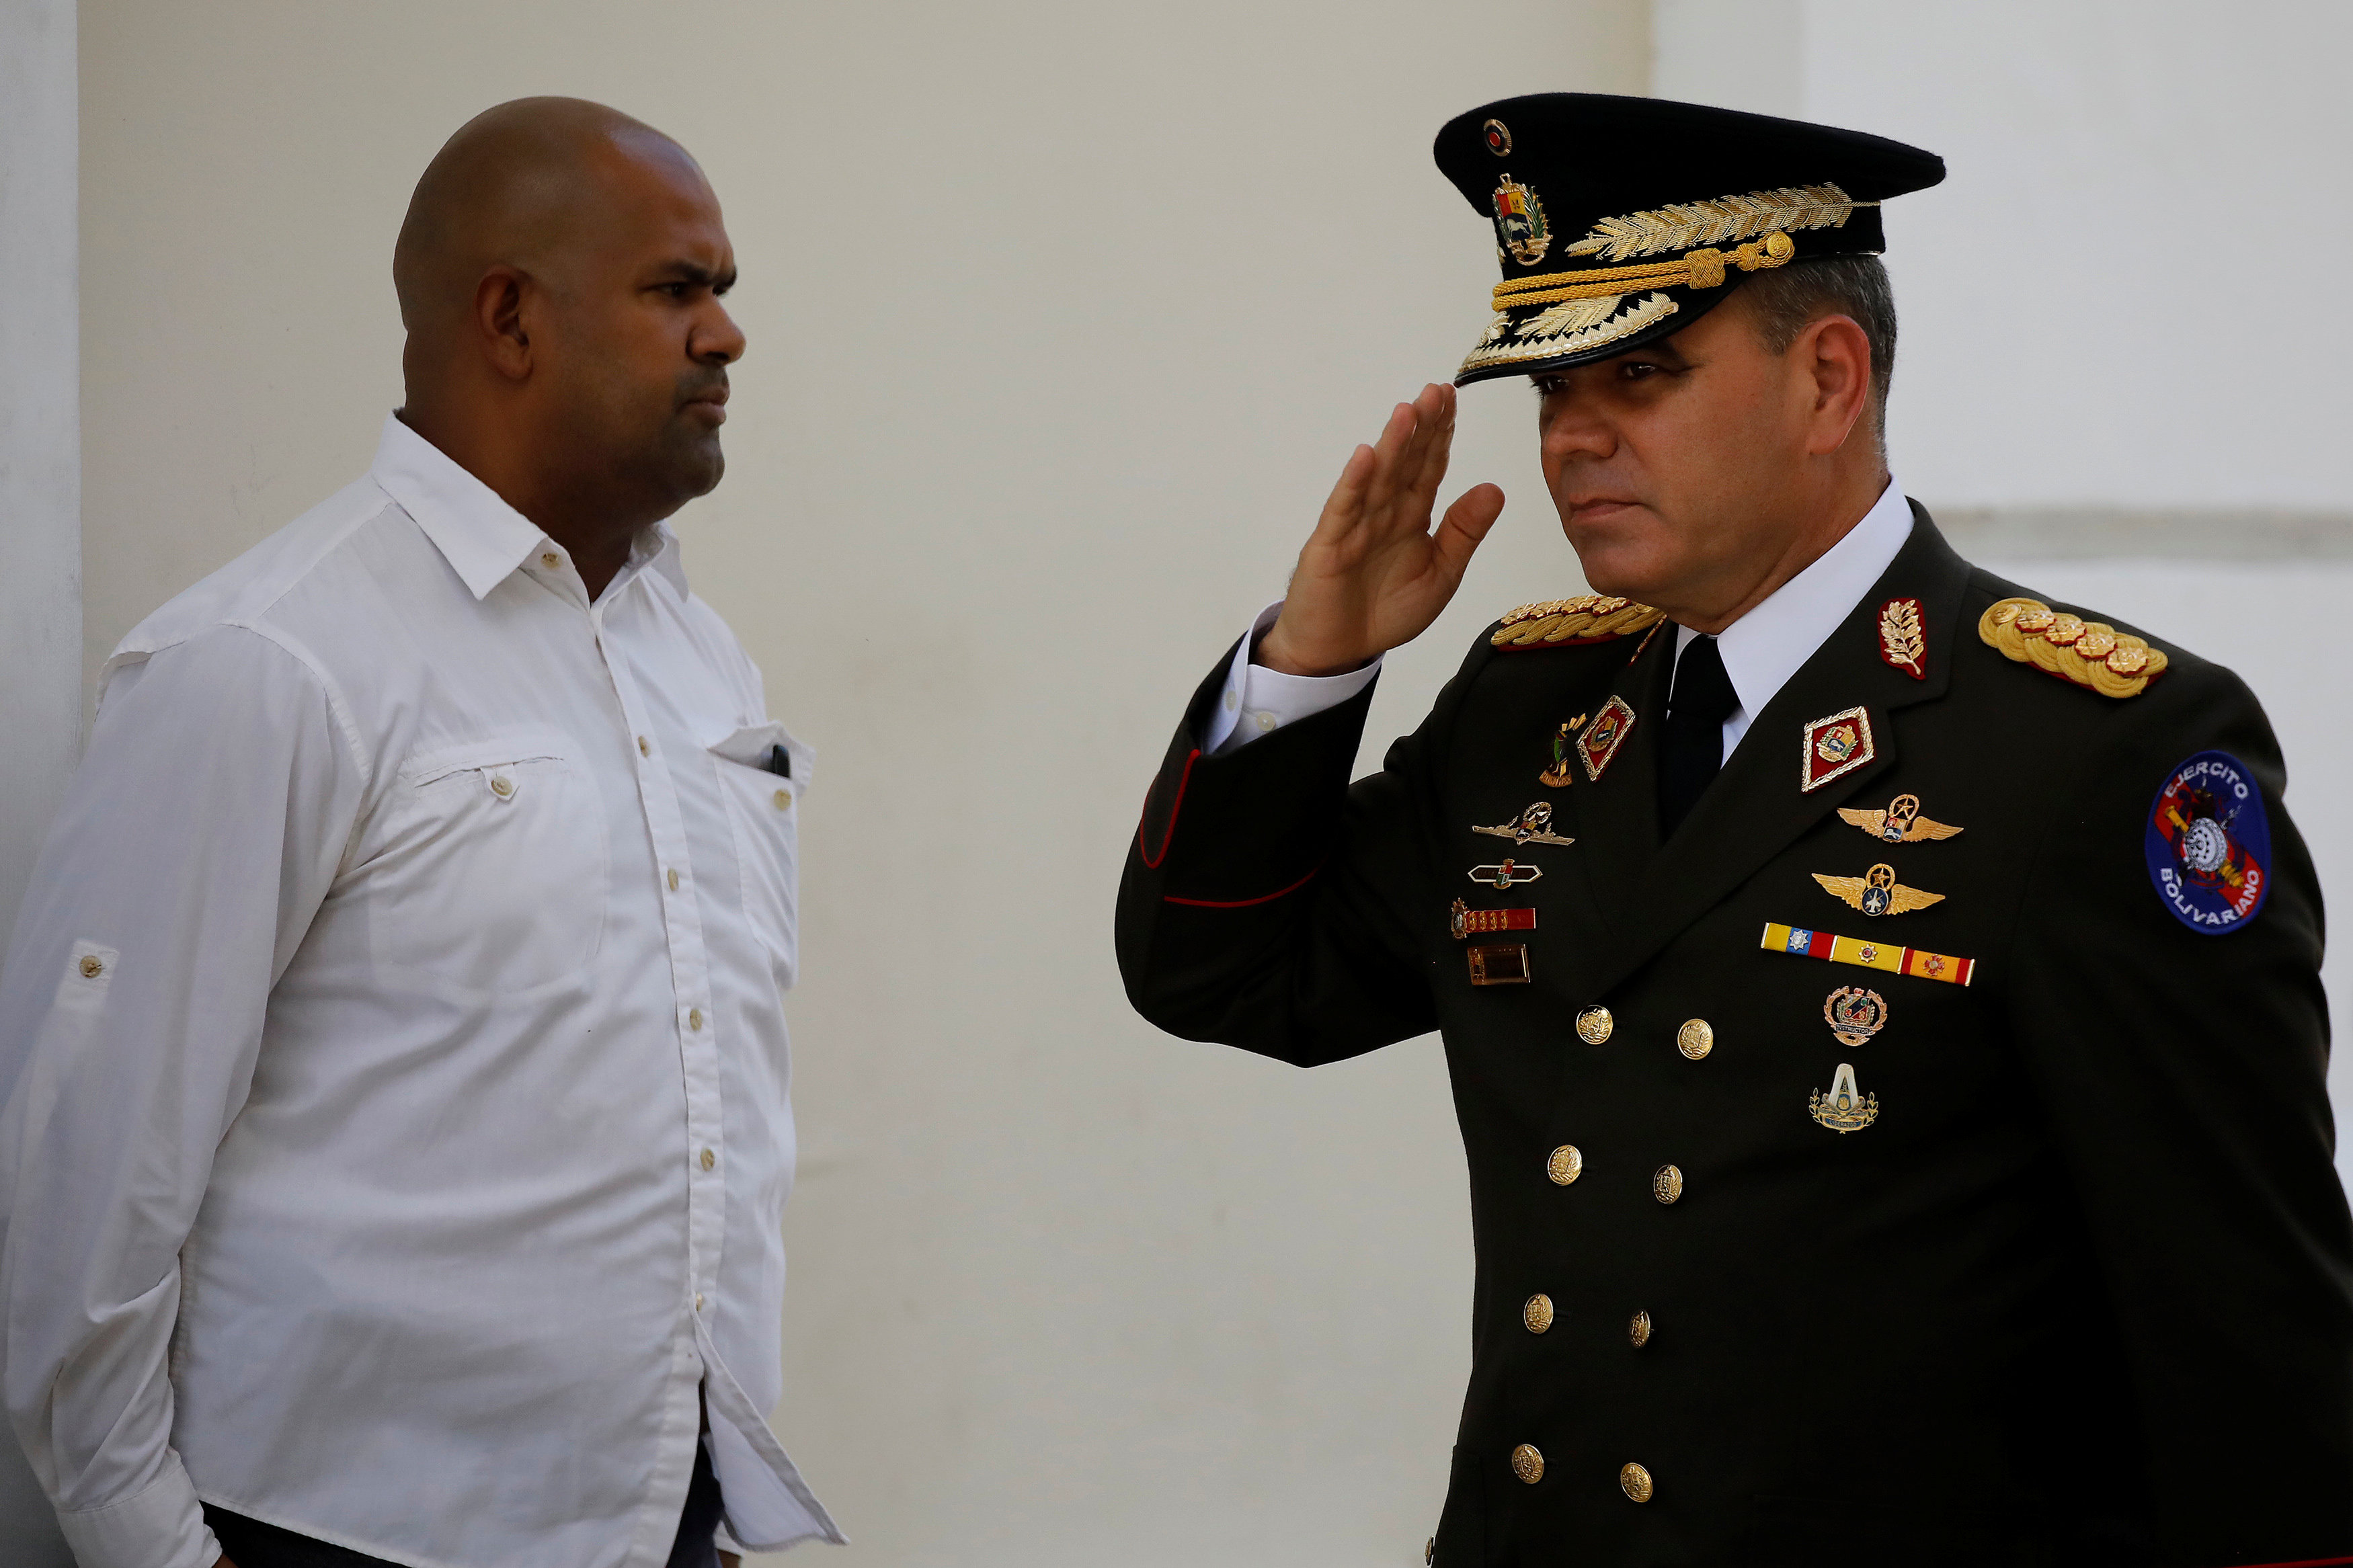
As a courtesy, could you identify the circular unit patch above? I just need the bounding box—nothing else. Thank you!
[2145,749,2271,935]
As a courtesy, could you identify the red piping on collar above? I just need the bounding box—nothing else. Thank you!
[1136,749,1201,870]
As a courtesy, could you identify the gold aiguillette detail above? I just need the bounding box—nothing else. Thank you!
[1809,1061,1878,1132]
[1813,862,1944,917]
[1473,802,1575,847]
[1837,793,1961,844]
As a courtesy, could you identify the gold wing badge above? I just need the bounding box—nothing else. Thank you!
[1812,862,1944,917]
[1837,793,1962,845]
[1472,802,1575,847]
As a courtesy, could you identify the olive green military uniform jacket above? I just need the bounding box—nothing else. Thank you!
[1115,512,2353,1566]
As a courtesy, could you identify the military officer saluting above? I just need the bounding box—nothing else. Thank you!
[1115,94,2353,1564]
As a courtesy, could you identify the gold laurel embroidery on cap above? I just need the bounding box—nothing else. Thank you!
[1461,292,1679,374]
[1978,597,2167,698]
[1489,594,1665,649]
[1514,294,1627,340]
[1564,183,1868,262]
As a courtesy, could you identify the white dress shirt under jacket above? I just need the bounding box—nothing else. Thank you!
[1209,479,1913,759]
[0,417,842,1568]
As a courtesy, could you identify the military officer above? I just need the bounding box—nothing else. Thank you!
[1115,94,2353,1565]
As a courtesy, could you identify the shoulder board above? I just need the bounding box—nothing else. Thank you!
[1490,593,1665,651]
[1978,597,2167,698]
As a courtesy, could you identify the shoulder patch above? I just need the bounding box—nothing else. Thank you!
[1978,597,2167,698]
[1492,594,1665,651]
[2147,751,2270,934]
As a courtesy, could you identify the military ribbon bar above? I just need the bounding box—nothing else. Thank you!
[1760,922,1975,987]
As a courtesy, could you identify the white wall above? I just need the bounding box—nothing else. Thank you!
[73,3,1645,1563]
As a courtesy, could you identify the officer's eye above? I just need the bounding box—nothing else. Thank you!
[1531,375,1566,397]
[1618,359,1663,381]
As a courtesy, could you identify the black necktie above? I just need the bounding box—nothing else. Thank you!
[1657,633,1740,839]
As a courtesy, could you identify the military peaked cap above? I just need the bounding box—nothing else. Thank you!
[1433,93,1946,386]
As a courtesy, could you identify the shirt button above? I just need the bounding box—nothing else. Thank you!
[489,775,516,799]
[1224,688,1238,712]
[694,1293,705,1312]
[772,788,792,811]
[688,1007,703,1032]
[77,955,104,979]
[1620,1462,1654,1502]
[540,551,561,570]
[667,868,681,892]
[1575,1005,1613,1044]
[1253,710,1277,733]
[700,1148,716,1171]
[1677,1018,1714,1059]
[1510,1444,1544,1484]
[1546,1145,1583,1185]
[1522,1294,1554,1334]
[1652,1164,1685,1204]
[638,735,651,756]
[1629,1309,1653,1348]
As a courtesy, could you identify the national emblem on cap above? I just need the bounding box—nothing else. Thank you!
[1432,94,1945,385]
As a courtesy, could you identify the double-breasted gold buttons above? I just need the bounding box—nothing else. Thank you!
[1676,1018,1714,1059]
[1546,1145,1583,1185]
[1522,1294,1554,1334]
[1628,1309,1652,1348]
[1574,1005,1613,1044]
[1510,1443,1544,1483]
[1652,1165,1684,1204]
[1620,1462,1654,1501]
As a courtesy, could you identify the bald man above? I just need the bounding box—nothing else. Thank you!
[0,99,842,1568]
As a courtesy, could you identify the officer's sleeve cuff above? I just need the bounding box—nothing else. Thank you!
[1204,601,1383,757]
[56,1453,221,1568]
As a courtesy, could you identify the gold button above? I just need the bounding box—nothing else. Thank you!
[1546,1145,1583,1185]
[1522,1294,1554,1334]
[540,551,561,569]
[77,955,104,979]
[637,735,650,756]
[772,788,792,811]
[1628,1309,1652,1348]
[1652,1164,1684,1204]
[489,774,514,798]
[667,868,681,892]
[1574,1005,1613,1044]
[1509,1443,1544,1484]
[1676,1018,1714,1060]
[700,1148,716,1171]
[688,1007,703,1032]
[1620,1461,1654,1502]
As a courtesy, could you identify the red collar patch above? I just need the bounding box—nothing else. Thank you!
[1878,597,1927,679]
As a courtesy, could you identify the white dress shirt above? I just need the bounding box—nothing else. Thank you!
[1210,480,1913,759]
[0,417,842,1568]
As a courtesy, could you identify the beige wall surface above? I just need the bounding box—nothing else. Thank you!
[78,2,1646,1562]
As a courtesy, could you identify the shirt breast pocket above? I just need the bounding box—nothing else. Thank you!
[707,725,806,990]
[382,733,610,992]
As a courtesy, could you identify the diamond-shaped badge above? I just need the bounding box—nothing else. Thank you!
[1800,706,1876,792]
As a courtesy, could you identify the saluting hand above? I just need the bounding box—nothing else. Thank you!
[1256,382,1506,677]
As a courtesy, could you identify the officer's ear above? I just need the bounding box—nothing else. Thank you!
[473,264,536,382]
[1790,312,1874,458]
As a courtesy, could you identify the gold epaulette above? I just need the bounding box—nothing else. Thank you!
[1490,594,1665,651]
[1978,597,2167,698]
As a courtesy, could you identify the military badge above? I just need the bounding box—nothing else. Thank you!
[2146,750,2272,934]
[1808,1061,1878,1132]
[1799,706,1876,791]
[1878,597,1927,680]
[1482,118,1512,157]
[1490,174,1552,265]
[1579,696,1636,782]
[1823,987,1886,1046]
[1466,944,1531,985]
[1812,862,1944,917]
[1761,922,1976,987]
[1451,899,1536,940]
[1837,793,1961,843]
[1538,716,1585,787]
[1468,858,1542,889]
[1472,802,1574,847]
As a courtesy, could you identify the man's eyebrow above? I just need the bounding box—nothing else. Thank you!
[651,259,737,291]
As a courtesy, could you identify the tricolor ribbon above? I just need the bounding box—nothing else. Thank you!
[1761,922,1975,987]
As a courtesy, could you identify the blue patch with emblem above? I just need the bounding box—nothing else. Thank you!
[2145,750,2270,934]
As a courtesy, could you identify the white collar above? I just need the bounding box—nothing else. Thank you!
[1677,477,1914,727]
[368,414,688,602]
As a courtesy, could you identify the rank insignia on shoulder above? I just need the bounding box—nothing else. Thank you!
[1838,793,1961,843]
[2146,749,2272,934]
[1473,802,1575,847]
[1761,922,1975,987]
[1452,898,1537,940]
[1979,597,2168,698]
[1466,943,1532,985]
[1809,1061,1878,1132]
[1813,863,1944,917]
[1579,696,1637,782]
[1823,986,1886,1046]
[1470,858,1543,889]
[1800,706,1876,791]
[1878,597,1927,680]
[1538,716,1586,788]
[1491,595,1665,651]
